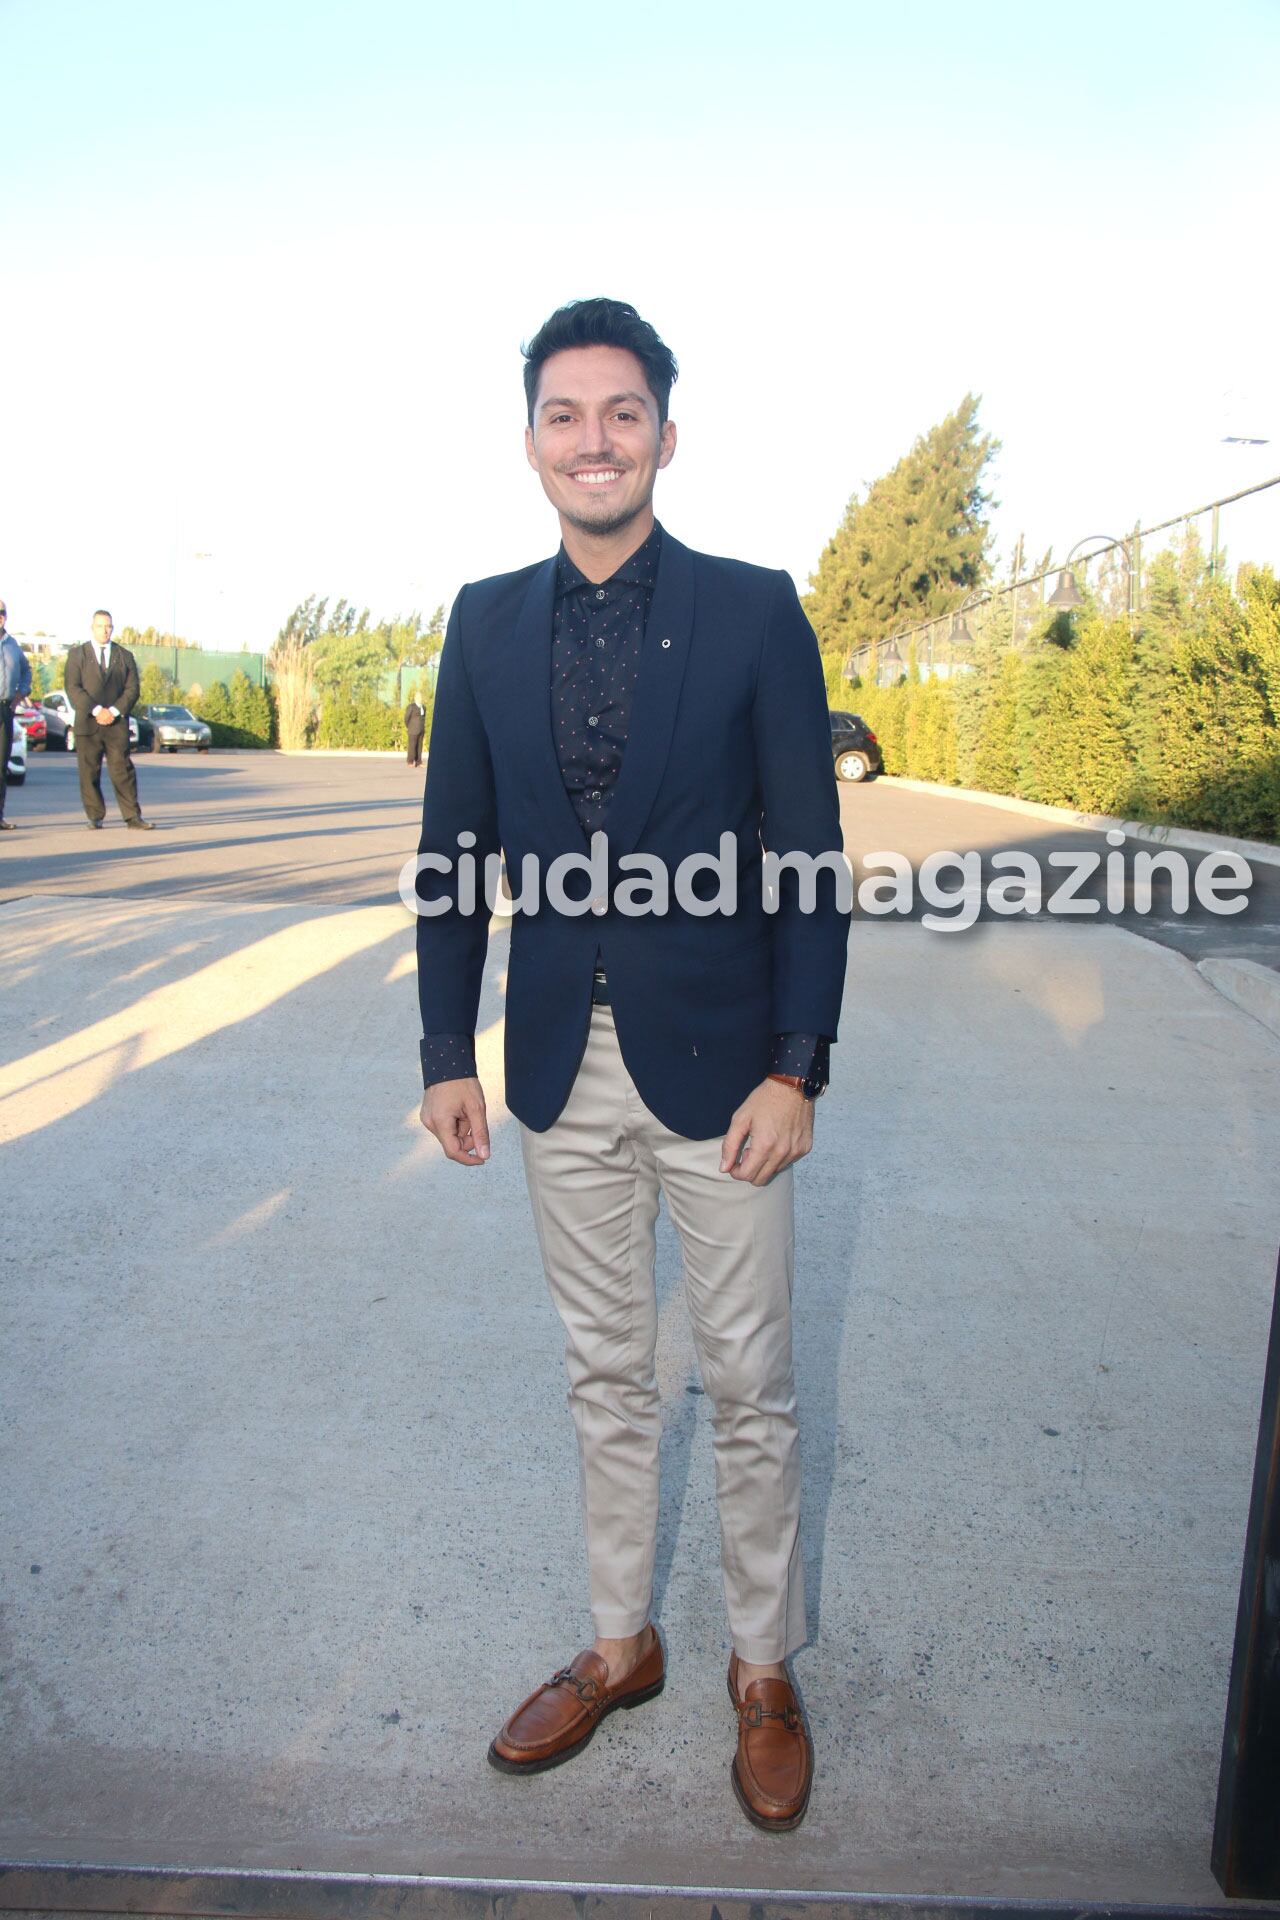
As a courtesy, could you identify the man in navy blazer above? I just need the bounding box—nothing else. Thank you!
[414,299,848,1828]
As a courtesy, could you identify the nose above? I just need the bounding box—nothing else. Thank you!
[573,409,615,458]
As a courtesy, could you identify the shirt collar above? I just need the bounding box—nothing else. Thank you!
[555,521,663,600]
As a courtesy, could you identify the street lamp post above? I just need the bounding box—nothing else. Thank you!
[1046,533,1134,619]
[878,638,904,686]
[948,589,991,657]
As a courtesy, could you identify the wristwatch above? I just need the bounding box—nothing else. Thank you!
[767,1071,826,1101]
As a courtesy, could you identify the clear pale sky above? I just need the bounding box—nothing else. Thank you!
[2,0,1277,650]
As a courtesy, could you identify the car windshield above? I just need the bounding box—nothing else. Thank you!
[152,707,197,721]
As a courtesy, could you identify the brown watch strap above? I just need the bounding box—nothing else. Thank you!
[767,1072,808,1095]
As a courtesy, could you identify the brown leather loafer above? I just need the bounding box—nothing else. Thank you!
[727,1651,813,1831]
[488,1624,664,1774]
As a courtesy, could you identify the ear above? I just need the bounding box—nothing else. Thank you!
[657,417,677,470]
[524,423,540,471]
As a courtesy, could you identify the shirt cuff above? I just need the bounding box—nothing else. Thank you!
[421,1033,477,1088]
[769,1032,832,1093]
[108,706,120,718]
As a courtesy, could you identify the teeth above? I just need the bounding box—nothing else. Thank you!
[572,471,622,484]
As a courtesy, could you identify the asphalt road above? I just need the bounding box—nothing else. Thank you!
[4,747,1279,1904]
[3,746,1278,974]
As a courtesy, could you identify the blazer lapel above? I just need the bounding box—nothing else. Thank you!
[604,530,695,859]
[505,557,586,846]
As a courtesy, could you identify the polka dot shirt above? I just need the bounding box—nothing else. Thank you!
[551,520,662,837]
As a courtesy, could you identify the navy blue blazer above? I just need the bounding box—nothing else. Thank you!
[414,529,849,1138]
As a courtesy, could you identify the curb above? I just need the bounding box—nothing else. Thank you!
[1197,956,1280,1042]
[5,1861,1278,1920]
[880,775,1280,870]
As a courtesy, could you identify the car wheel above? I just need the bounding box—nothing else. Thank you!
[8,772,24,786]
[197,744,210,753]
[835,749,871,782]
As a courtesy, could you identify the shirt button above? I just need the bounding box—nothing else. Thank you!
[587,715,598,727]
[595,637,606,649]
[595,588,606,601]
[589,789,601,800]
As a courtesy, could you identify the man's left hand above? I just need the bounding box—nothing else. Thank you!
[720,1078,813,1185]
[92,705,116,724]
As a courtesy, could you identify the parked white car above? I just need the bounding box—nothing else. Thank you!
[42,689,140,750]
[41,690,75,750]
[5,713,27,786]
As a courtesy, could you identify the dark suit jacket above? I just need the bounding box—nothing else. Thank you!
[414,530,849,1138]
[65,644,140,737]
[404,702,426,736]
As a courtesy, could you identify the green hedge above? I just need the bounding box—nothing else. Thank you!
[307,681,436,751]
[827,561,1280,844]
[187,671,276,747]
[314,693,404,750]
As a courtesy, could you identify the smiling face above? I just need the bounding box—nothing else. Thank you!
[525,344,676,542]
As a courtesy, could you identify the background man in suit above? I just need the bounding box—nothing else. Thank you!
[64,611,153,829]
[0,599,33,830]
[404,698,425,767]
[414,299,848,1830]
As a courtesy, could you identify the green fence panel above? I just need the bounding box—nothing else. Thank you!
[130,645,265,689]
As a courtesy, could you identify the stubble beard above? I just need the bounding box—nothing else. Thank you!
[559,486,653,542]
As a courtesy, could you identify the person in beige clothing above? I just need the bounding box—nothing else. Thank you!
[413,299,848,1828]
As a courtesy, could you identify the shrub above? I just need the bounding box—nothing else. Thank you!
[138,664,180,706]
[843,551,1279,844]
[314,694,402,750]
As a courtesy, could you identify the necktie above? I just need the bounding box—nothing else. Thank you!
[100,647,109,672]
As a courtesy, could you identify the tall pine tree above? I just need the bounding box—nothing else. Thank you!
[807,394,998,654]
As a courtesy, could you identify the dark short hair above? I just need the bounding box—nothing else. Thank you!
[522,297,678,427]
[92,608,112,621]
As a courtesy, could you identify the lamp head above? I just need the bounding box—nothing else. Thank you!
[1047,568,1085,611]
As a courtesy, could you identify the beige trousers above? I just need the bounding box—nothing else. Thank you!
[518,1003,806,1663]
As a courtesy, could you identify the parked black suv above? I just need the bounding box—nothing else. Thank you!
[829,710,882,782]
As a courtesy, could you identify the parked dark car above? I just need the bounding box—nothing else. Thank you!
[137,704,211,752]
[829,710,882,782]
[132,709,156,751]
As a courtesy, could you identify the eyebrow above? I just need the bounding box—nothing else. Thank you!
[539,390,652,414]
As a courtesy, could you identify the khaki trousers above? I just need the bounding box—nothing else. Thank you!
[519,1003,806,1663]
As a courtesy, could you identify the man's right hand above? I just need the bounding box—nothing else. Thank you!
[420,1076,491,1165]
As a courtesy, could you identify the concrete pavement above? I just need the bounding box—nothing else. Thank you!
[3,801,1279,1906]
